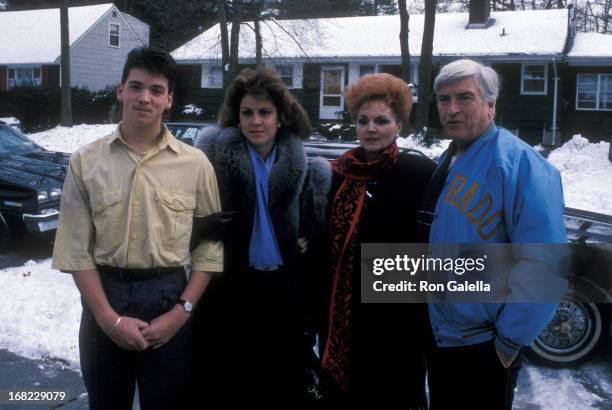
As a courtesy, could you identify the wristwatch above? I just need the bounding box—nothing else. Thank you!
[177,299,193,313]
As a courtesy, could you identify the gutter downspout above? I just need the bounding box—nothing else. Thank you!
[551,58,559,146]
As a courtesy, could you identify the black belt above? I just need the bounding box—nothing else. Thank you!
[96,265,185,280]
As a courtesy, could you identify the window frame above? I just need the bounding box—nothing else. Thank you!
[520,63,548,96]
[7,65,42,89]
[576,73,612,112]
[108,22,121,48]
[358,63,419,101]
[274,64,294,88]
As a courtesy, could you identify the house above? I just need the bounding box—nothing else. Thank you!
[172,4,611,144]
[565,32,612,140]
[0,3,148,92]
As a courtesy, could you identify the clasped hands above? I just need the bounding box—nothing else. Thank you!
[102,305,189,351]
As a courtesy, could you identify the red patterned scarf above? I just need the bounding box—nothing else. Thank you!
[321,142,398,392]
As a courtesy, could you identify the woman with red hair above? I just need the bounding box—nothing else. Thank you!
[320,73,436,406]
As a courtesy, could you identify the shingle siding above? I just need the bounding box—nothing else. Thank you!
[123,13,149,47]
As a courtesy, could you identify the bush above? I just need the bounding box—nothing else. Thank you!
[406,126,442,147]
[0,86,117,133]
[314,122,357,141]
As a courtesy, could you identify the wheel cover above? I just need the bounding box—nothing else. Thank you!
[538,300,590,350]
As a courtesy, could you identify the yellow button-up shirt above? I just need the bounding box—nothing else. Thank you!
[52,125,223,273]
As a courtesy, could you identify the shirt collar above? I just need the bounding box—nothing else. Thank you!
[449,122,497,155]
[108,123,181,154]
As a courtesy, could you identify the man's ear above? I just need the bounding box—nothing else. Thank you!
[116,82,125,103]
[487,100,496,119]
[166,92,173,110]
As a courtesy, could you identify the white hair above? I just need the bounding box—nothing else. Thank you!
[434,59,500,103]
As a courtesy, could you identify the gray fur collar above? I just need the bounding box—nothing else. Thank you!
[195,126,308,206]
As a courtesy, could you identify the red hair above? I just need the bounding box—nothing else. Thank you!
[345,73,413,124]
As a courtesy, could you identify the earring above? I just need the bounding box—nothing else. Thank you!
[278,122,282,128]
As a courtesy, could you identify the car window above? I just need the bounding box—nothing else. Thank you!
[0,126,38,154]
[172,128,185,138]
[182,128,199,140]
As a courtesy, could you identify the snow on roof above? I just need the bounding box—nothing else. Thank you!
[0,3,114,65]
[172,8,568,62]
[567,32,612,58]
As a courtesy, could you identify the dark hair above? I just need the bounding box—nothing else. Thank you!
[345,73,413,124]
[121,47,177,92]
[218,67,312,138]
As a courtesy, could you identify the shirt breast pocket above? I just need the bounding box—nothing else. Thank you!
[91,190,123,247]
[154,189,195,249]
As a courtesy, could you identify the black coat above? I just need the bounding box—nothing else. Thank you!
[322,149,436,401]
[193,126,331,403]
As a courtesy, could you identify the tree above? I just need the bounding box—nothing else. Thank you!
[60,0,72,126]
[580,0,612,34]
[398,0,411,136]
[414,0,437,133]
[218,0,231,87]
[229,2,241,81]
[398,0,411,85]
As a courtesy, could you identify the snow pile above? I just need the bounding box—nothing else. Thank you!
[182,104,204,116]
[517,365,611,410]
[29,124,116,153]
[0,260,81,368]
[547,135,612,215]
[398,135,451,159]
[0,116,20,125]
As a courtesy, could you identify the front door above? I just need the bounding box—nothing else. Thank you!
[319,66,345,120]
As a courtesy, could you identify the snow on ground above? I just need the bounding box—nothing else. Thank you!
[0,117,19,125]
[0,260,80,369]
[182,104,204,116]
[547,135,612,215]
[397,135,452,159]
[29,124,116,153]
[515,364,612,410]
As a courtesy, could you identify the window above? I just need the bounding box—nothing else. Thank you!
[576,74,612,111]
[209,66,223,88]
[109,23,120,47]
[521,64,548,95]
[275,65,294,87]
[7,66,42,88]
[359,65,376,77]
[359,64,418,101]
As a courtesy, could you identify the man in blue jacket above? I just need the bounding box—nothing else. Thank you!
[420,59,567,409]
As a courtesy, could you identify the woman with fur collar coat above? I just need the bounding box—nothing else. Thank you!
[192,67,330,405]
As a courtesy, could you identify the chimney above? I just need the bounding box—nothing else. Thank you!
[467,0,494,29]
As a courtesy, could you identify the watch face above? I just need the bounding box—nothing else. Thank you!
[184,301,193,312]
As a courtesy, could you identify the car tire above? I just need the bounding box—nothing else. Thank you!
[526,294,609,367]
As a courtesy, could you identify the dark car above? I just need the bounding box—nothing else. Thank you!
[165,121,216,146]
[0,122,70,237]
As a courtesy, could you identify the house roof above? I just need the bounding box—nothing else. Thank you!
[172,8,569,63]
[567,32,612,65]
[0,3,114,65]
